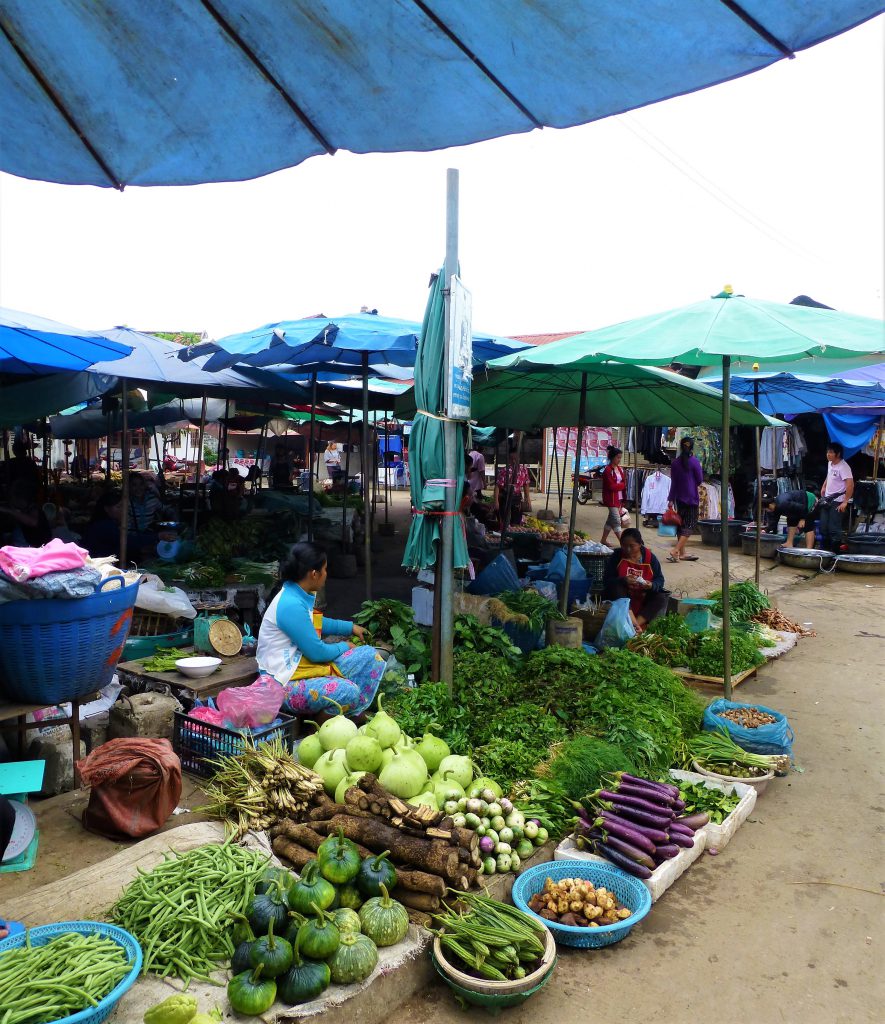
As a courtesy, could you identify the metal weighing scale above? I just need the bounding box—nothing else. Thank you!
[0,760,46,873]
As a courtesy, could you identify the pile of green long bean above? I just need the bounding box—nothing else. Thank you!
[0,931,131,1024]
[110,840,268,987]
[433,890,547,981]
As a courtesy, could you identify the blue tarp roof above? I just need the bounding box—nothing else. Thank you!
[1,307,131,375]
[4,2,881,188]
[707,371,885,416]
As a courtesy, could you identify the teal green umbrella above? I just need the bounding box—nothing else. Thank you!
[463,362,780,428]
[402,268,468,572]
[522,292,884,367]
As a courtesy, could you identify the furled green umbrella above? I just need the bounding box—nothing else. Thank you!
[402,268,468,575]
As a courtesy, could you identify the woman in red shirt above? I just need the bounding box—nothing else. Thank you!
[600,446,627,547]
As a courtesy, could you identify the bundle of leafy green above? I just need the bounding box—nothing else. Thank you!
[709,580,771,625]
[688,629,765,676]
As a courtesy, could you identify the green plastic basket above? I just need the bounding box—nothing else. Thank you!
[123,626,194,660]
[431,953,555,1012]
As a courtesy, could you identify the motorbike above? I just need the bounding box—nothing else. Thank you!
[573,471,597,505]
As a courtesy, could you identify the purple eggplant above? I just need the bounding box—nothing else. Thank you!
[599,801,673,830]
[613,782,675,807]
[597,790,675,818]
[600,812,670,845]
[597,833,656,869]
[652,844,680,861]
[618,773,679,798]
[667,831,694,849]
[599,845,653,879]
[676,812,710,830]
[667,820,695,837]
[593,816,656,855]
[672,798,686,813]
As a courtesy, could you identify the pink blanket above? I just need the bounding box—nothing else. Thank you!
[0,538,89,582]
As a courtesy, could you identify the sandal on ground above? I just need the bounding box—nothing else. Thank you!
[666,554,680,563]
[681,554,699,561]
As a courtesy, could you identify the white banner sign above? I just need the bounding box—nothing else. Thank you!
[445,275,472,420]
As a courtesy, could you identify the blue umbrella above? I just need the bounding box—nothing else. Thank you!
[705,371,885,416]
[2,3,881,188]
[0,307,131,375]
[185,312,524,375]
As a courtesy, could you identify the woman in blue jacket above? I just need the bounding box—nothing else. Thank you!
[257,542,386,715]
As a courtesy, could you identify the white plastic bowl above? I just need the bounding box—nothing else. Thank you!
[175,656,221,678]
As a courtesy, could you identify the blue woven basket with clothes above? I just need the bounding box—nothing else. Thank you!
[0,578,138,703]
[512,860,652,949]
[0,920,142,1024]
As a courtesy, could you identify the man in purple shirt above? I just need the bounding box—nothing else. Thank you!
[667,436,703,562]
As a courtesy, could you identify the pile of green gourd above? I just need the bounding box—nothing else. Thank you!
[227,829,410,1015]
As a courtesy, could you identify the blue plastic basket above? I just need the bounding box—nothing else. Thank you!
[0,578,138,703]
[512,860,652,949]
[0,920,142,1024]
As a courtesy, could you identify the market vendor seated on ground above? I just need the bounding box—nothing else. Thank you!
[256,542,386,716]
[602,527,667,628]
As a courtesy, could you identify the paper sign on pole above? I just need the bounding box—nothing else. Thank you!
[445,275,472,419]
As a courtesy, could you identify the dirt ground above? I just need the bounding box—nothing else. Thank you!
[2,489,883,1024]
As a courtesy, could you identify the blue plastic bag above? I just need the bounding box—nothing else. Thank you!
[546,548,586,583]
[703,699,794,758]
[594,597,636,650]
[467,554,520,596]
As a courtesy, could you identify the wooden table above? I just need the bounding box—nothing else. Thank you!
[116,650,258,700]
[0,697,84,767]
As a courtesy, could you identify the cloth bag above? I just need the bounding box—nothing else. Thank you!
[77,737,182,839]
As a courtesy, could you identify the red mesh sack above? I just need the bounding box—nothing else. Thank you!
[77,737,182,839]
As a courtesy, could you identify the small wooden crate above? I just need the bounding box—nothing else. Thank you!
[673,666,758,692]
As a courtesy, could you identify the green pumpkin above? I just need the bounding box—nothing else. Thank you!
[358,884,409,948]
[247,881,290,936]
[296,904,340,961]
[284,911,307,946]
[327,932,379,985]
[356,850,398,898]
[255,866,292,896]
[335,882,364,911]
[278,952,331,1005]
[249,918,294,978]
[231,939,253,975]
[230,913,255,947]
[332,908,362,935]
[289,860,337,916]
[316,827,362,885]
[227,965,277,1016]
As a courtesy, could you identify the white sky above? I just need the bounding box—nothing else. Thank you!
[0,16,882,344]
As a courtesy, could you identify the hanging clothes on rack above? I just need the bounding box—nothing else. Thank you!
[759,425,807,472]
[640,469,671,515]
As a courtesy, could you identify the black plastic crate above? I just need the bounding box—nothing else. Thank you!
[172,710,300,778]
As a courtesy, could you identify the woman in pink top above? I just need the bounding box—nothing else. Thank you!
[819,442,854,551]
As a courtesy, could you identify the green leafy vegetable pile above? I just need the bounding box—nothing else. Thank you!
[540,735,637,801]
[688,629,765,677]
[492,589,565,633]
[709,580,771,625]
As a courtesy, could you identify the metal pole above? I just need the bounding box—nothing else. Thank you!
[558,427,572,520]
[439,167,460,692]
[362,353,372,599]
[119,380,129,567]
[193,394,207,539]
[256,404,270,490]
[384,411,391,524]
[342,406,354,549]
[221,399,230,469]
[721,356,732,699]
[307,373,318,542]
[544,428,556,513]
[633,439,640,529]
[499,430,523,551]
[561,373,588,615]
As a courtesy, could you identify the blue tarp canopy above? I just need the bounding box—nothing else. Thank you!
[1,307,131,375]
[4,2,881,189]
[186,312,526,376]
[706,371,885,416]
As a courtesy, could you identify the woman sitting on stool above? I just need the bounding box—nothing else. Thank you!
[602,527,668,629]
[256,542,386,716]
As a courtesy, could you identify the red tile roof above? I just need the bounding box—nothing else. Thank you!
[511,331,583,346]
